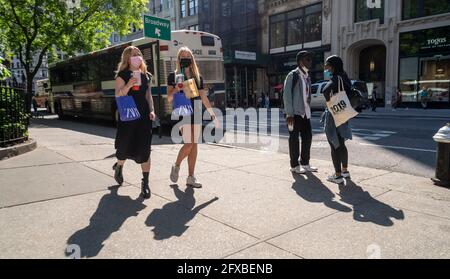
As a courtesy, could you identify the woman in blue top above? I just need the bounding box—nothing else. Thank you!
[167,47,219,189]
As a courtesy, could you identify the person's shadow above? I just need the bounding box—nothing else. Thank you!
[338,180,405,226]
[66,186,147,258]
[292,173,352,213]
[145,185,218,240]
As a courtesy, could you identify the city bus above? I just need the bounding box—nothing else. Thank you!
[49,30,225,123]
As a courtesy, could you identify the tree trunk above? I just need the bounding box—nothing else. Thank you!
[26,74,33,113]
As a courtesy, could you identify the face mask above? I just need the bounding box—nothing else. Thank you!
[130,56,142,68]
[324,70,332,79]
[180,58,192,68]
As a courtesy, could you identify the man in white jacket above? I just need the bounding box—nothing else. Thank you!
[283,50,318,174]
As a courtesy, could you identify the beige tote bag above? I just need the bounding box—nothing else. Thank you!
[326,76,358,127]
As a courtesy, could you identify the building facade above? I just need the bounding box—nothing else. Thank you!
[199,0,267,108]
[330,0,450,108]
[260,0,332,107]
[9,51,66,94]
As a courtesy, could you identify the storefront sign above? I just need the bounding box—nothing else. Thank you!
[235,51,257,61]
[422,37,450,50]
[401,26,450,56]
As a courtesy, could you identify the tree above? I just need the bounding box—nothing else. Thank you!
[0,56,11,80]
[0,0,148,110]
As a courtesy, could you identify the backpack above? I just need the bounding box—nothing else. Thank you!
[291,70,300,96]
[349,87,364,113]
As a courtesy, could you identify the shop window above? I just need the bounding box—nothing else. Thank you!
[403,0,450,20]
[304,13,322,43]
[287,18,303,46]
[270,21,285,49]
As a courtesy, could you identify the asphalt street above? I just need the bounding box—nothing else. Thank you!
[218,109,449,178]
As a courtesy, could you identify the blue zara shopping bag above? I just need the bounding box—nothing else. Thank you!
[172,91,193,117]
[115,96,141,121]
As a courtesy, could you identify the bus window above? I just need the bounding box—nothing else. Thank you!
[201,35,215,47]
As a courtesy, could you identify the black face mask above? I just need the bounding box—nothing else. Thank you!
[180,58,192,68]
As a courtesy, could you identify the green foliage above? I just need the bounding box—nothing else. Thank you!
[0,0,148,99]
[0,56,11,80]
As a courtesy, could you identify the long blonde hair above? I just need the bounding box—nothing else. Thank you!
[115,46,151,78]
[175,47,201,84]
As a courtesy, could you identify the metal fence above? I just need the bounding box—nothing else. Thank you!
[0,81,29,148]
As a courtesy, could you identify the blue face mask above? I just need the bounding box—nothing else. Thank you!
[324,70,332,79]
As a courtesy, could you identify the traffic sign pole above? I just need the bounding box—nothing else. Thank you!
[156,40,162,138]
[143,15,171,138]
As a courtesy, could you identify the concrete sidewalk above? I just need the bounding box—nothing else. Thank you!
[0,119,449,259]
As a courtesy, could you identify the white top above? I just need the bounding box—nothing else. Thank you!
[299,68,311,119]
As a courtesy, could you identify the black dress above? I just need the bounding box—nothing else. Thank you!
[167,72,204,125]
[115,70,152,164]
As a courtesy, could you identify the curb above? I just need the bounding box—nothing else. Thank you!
[0,139,37,160]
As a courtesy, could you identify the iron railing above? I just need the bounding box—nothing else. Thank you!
[0,81,29,148]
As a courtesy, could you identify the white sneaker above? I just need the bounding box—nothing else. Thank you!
[290,166,306,174]
[342,171,351,179]
[301,165,318,172]
[170,164,180,183]
[327,174,344,184]
[186,176,202,188]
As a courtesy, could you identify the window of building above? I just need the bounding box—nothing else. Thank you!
[399,26,450,103]
[181,0,186,17]
[221,0,231,17]
[188,0,195,16]
[151,0,156,14]
[188,25,199,31]
[355,0,385,24]
[402,0,450,20]
[270,14,285,49]
[304,12,321,43]
[287,17,303,46]
[269,3,322,50]
[187,0,197,16]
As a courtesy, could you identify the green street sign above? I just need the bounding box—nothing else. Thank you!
[143,15,171,41]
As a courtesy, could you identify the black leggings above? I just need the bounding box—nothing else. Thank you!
[328,135,348,174]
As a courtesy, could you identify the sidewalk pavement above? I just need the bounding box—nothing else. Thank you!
[0,119,449,258]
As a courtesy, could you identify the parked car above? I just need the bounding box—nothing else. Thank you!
[310,81,328,110]
[310,79,370,111]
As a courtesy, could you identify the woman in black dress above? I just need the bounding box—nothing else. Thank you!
[167,47,219,188]
[113,46,155,199]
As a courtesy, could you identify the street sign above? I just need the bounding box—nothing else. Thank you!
[143,15,171,41]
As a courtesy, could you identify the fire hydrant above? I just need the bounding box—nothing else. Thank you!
[432,123,450,187]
